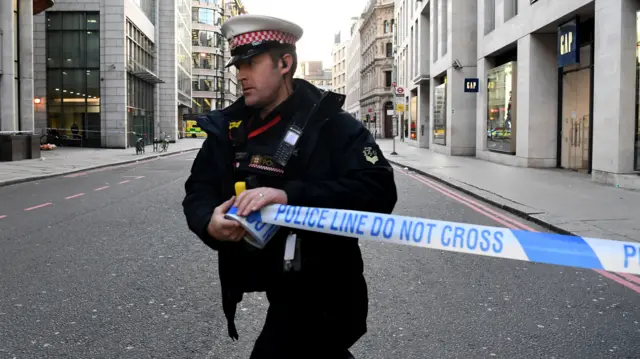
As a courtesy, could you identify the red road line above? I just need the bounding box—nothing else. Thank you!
[94,186,110,191]
[617,273,640,285]
[403,169,536,231]
[398,169,521,230]
[24,202,52,211]
[595,270,640,292]
[65,193,85,200]
[118,180,130,185]
[0,215,6,219]
[394,166,640,295]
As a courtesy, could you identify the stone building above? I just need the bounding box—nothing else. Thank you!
[359,0,394,138]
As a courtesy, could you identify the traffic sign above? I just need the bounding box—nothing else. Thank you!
[368,108,372,113]
[392,82,397,87]
[396,87,404,95]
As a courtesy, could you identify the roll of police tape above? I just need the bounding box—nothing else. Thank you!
[225,205,280,249]
[224,181,281,249]
[233,204,640,275]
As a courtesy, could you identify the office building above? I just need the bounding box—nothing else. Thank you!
[394,0,430,145]
[346,17,363,121]
[29,0,192,148]
[295,61,332,90]
[331,32,347,97]
[191,0,229,114]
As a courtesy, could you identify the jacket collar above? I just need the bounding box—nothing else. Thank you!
[196,79,345,138]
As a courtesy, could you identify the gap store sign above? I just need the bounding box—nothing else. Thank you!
[558,18,579,67]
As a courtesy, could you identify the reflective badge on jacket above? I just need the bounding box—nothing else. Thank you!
[248,154,284,174]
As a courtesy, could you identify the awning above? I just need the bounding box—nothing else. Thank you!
[127,58,164,84]
[34,0,55,15]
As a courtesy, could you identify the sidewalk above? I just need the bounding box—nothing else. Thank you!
[377,139,640,242]
[0,138,204,187]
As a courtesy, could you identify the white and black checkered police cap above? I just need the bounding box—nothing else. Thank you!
[221,14,304,68]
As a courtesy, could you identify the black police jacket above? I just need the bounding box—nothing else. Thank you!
[182,79,398,347]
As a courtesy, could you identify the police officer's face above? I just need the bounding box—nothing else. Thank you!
[236,53,285,107]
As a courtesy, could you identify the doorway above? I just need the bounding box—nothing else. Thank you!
[560,44,593,172]
[384,101,394,138]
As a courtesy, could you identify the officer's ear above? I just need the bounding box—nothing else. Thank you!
[280,54,293,76]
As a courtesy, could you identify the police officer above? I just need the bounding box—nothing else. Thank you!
[182,14,398,359]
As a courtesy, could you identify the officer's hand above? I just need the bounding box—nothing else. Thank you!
[207,197,246,242]
[235,187,288,217]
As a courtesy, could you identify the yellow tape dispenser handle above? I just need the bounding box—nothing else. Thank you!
[234,181,246,196]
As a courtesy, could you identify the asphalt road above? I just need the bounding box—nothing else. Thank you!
[0,152,639,359]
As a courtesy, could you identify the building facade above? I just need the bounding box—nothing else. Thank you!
[474,0,640,189]
[346,17,363,121]
[191,0,227,116]
[331,33,347,98]
[360,0,394,139]
[394,0,429,145]
[30,0,191,148]
[221,0,246,107]
[295,61,332,90]
[0,0,54,135]
[392,0,640,190]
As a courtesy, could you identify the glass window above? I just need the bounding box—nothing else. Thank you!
[384,71,392,87]
[46,12,101,147]
[433,79,446,145]
[47,12,62,30]
[87,70,99,99]
[47,31,62,68]
[47,70,62,114]
[62,31,86,68]
[87,31,100,68]
[486,62,516,154]
[86,13,99,30]
[63,12,85,30]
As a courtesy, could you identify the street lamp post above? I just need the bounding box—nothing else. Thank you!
[390,23,398,156]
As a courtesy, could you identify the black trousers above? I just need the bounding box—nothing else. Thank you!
[248,276,359,359]
[249,302,355,359]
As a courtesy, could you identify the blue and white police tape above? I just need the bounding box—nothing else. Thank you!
[225,205,280,249]
[227,204,640,275]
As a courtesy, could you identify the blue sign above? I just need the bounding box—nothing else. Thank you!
[464,78,479,93]
[558,19,579,68]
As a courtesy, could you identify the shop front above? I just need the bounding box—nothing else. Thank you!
[558,17,594,173]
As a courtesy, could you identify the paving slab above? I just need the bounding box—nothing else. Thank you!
[0,139,205,187]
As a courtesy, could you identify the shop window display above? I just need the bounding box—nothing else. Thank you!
[433,77,446,145]
[487,62,517,154]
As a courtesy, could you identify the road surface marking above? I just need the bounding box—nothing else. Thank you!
[618,273,640,285]
[394,166,640,295]
[65,193,85,200]
[118,180,130,185]
[94,186,110,191]
[134,176,145,180]
[0,215,6,220]
[24,202,52,211]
